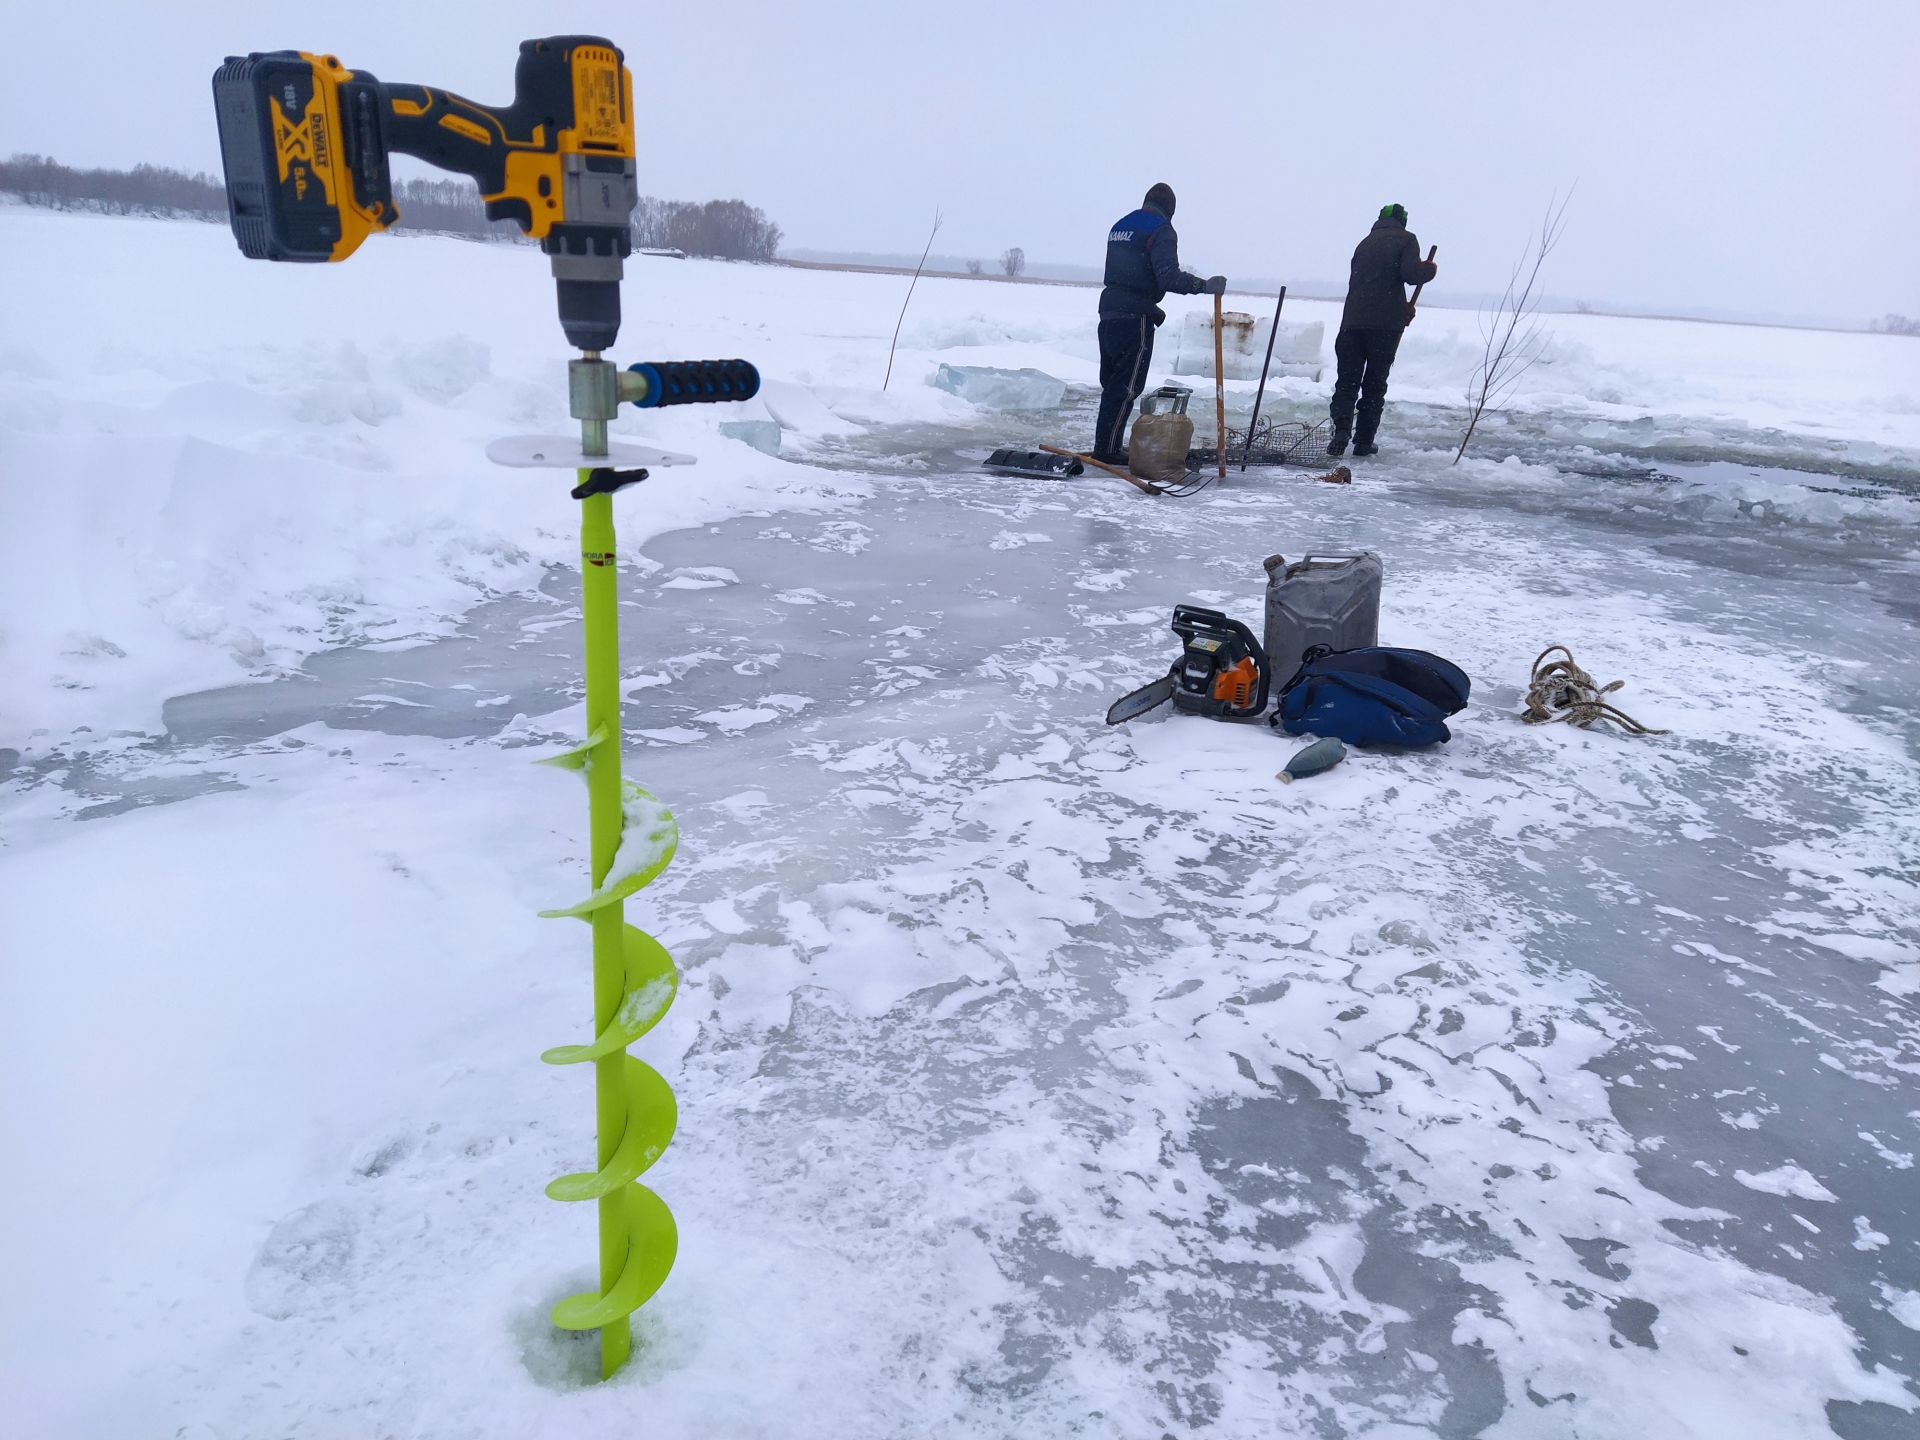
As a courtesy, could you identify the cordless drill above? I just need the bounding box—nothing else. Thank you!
[211,36,637,351]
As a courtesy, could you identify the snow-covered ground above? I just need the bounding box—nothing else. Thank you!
[3,208,1918,1438]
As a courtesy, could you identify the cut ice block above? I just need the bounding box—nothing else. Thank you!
[718,420,782,456]
[1170,310,1325,382]
[931,363,1067,411]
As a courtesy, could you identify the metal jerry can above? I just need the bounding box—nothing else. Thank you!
[1262,551,1384,681]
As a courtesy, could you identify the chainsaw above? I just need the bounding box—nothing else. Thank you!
[1106,605,1271,724]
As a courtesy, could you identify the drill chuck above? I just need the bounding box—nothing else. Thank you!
[554,281,622,355]
[544,152,638,351]
[545,224,632,353]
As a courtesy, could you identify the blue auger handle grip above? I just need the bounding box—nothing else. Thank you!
[624,359,760,408]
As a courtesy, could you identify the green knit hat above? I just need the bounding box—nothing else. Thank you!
[1380,203,1407,223]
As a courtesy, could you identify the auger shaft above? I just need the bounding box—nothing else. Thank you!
[526,353,749,1378]
[579,486,633,1379]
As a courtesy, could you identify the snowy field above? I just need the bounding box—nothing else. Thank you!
[3,207,1919,1438]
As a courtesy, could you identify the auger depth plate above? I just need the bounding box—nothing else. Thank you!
[487,435,700,470]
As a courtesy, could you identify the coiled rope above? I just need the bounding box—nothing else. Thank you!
[1522,645,1668,735]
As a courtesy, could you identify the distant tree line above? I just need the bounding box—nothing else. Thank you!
[377,186,784,260]
[1872,314,1920,337]
[383,176,525,240]
[630,196,781,262]
[0,153,228,218]
[0,153,783,262]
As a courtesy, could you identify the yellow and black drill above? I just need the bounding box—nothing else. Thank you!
[212,35,638,351]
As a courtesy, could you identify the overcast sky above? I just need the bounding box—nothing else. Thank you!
[3,0,1914,323]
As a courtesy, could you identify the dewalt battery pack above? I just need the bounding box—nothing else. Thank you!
[211,50,395,262]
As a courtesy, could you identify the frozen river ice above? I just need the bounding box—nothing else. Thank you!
[7,209,1920,1439]
[11,385,1918,1438]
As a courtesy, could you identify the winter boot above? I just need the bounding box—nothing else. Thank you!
[1326,427,1350,458]
[1351,425,1378,458]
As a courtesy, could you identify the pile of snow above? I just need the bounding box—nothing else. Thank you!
[0,212,877,745]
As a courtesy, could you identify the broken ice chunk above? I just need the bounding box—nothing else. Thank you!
[931,363,1066,411]
[718,419,781,456]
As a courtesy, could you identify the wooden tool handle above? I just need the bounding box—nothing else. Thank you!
[1408,244,1438,317]
[1212,292,1227,480]
[1038,443,1163,496]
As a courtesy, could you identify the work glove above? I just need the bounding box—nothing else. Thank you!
[1205,275,1228,296]
[1151,305,1167,327]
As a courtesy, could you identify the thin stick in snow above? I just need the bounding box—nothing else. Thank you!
[883,207,942,391]
[1242,286,1287,472]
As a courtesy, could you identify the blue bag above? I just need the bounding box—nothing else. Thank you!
[1272,644,1471,748]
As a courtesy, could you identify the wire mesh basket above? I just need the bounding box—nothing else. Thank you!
[1185,418,1331,472]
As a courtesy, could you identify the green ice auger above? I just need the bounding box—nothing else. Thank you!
[492,357,759,1377]
[207,28,759,1377]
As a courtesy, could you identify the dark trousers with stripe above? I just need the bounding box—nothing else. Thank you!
[1330,326,1404,443]
[1094,314,1155,459]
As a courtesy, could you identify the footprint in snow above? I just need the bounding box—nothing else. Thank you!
[244,1198,361,1321]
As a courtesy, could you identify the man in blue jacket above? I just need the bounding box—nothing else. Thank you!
[1093,182,1224,466]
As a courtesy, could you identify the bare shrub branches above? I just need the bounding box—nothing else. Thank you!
[1454,190,1573,464]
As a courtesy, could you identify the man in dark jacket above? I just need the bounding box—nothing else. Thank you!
[1092,182,1224,465]
[1329,204,1438,457]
